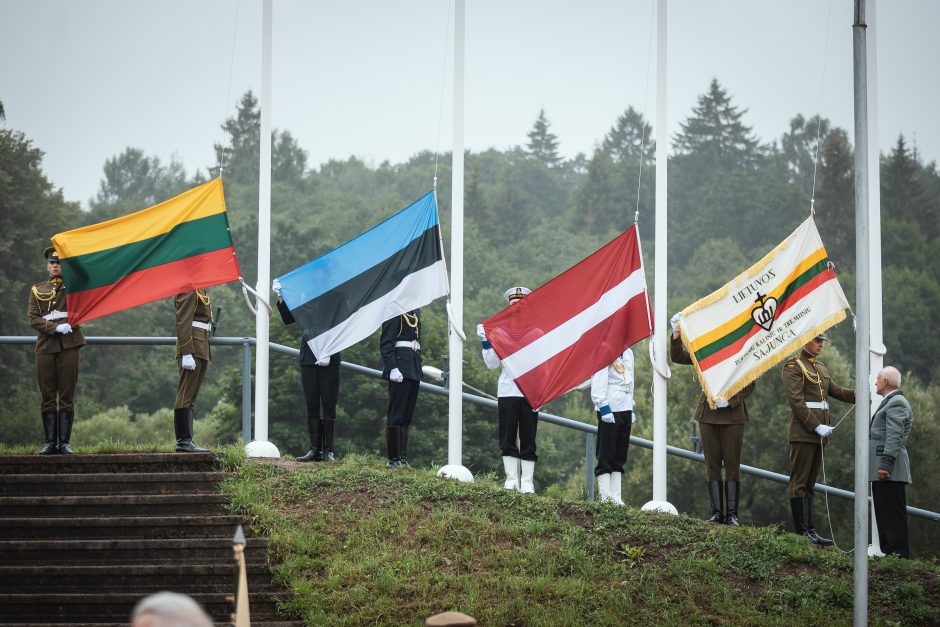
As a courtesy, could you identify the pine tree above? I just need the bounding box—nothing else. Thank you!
[601,106,655,162]
[673,79,760,168]
[525,109,561,168]
[882,135,926,225]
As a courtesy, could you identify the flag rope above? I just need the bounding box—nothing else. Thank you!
[633,1,656,225]
[239,277,272,317]
[217,0,241,178]
[809,0,834,216]
[432,0,454,189]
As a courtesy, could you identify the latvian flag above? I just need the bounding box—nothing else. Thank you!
[676,216,850,407]
[482,225,653,409]
[278,190,448,360]
[51,179,241,325]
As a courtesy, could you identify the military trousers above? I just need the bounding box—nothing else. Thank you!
[36,347,81,413]
[595,410,632,475]
[300,360,340,421]
[175,357,208,409]
[699,422,745,481]
[498,396,538,461]
[387,379,419,427]
[788,441,824,498]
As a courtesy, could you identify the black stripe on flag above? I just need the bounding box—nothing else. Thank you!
[289,225,442,338]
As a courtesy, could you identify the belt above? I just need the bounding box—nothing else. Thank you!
[806,401,829,410]
[395,340,420,351]
[192,321,211,331]
[42,310,68,321]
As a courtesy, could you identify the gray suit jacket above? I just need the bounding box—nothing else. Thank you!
[868,390,913,483]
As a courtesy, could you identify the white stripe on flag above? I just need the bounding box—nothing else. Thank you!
[501,268,647,378]
[307,260,448,359]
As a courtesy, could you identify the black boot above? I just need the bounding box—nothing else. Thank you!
[803,496,834,546]
[385,426,401,468]
[706,480,724,523]
[398,426,410,467]
[175,408,209,453]
[320,418,336,461]
[296,418,321,462]
[57,410,74,455]
[790,497,807,537]
[39,411,58,455]
[724,480,740,526]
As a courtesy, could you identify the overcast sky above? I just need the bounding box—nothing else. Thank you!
[2,0,938,209]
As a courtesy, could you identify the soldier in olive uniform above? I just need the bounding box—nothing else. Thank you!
[670,316,755,525]
[28,246,86,454]
[380,309,422,468]
[782,333,854,546]
[174,289,211,453]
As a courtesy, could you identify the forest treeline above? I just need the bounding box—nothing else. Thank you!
[1,78,937,554]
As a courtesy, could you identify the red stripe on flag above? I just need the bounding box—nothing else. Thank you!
[697,269,838,371]
[66,248,240,325]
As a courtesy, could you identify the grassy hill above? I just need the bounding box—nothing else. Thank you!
[221,452,940,626]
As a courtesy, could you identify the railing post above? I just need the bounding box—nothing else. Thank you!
[585,432,595,501]
[242,341,252,444]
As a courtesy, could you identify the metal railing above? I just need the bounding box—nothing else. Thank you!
[1,334,936,521]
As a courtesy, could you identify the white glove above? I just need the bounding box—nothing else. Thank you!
[316,355,331,366]
[814,424,834,437]
[389,367,404,383]
[715,399,730,408]
[669,313,682,334]
[272,278,282,295]
[181,354,197,371]
[55,323,73,334]
[599,405,615,423]
[476,323,486,340]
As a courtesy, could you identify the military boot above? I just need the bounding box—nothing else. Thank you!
[803,497,834,546]
[790,497,807,536]
[706,480,724,523]
[398,426,410,467]
[320,418,337,461]
[39,410,58,455]
[57,410,75,455]
[175,408,209,453]
[296,418,322,462]
[385,426,401,468]
[724,480,740,526]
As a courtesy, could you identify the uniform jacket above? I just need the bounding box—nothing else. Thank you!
[380,310,422,381]
[782,350,855,443]
[868,390,913,484]
[482,344,523,398]
[175,290,212,361]
[27,276,86,354]
[591,348,635,412]
[276,299,340,367]
[670,335,753,424]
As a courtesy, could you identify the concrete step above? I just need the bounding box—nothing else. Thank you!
[0,563,274,592]
[0,537,270,564]
[0,452,219,475]
[0,493,230,517]
[0,471,227,496]
[0,515,246,540]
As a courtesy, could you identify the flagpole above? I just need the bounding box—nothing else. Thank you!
[852,0,872,622]
[643,0,677,515]
[865,0,886,559]
[246,0,279,458]
[438,0,472,483]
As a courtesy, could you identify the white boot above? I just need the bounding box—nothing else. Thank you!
[596,473,612,503]
[519,460,536,494]
[502,456,520,491]
[610,472,625,505]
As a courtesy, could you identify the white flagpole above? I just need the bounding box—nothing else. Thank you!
[852,0,872,621]
[643,0,676,515]
[438,0,472,483]
[247,0,279,458]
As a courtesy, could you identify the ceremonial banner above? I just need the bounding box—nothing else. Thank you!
[482,225,652,409]
[51,179,240,325]
[279,190,448,359]
[677,216,849,407]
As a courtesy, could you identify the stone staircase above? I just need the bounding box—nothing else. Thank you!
[0,453,303,626]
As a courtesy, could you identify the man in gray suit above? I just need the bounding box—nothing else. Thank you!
[869,366,914,558]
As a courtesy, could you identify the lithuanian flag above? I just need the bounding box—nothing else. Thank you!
[51,179,241,325]
[675,217,849,408]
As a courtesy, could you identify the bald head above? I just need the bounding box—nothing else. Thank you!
[875,366,901,396]
[131,592,213,627]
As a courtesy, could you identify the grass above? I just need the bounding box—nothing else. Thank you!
[219,454,940,626]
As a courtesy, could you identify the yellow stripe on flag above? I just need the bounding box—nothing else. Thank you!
[53,179,226,258]
[688,247,829,352]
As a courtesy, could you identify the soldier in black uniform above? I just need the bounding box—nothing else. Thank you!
[273,278,341,462]
[27,246,86,454]
[782,333,854,546]
[380,309,422,468]
[174,289,211,453]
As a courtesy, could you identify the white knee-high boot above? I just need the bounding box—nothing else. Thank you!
[502,456,520,491]
[596,473,612,503]
[519,460,536,494]
[610,472,625,505]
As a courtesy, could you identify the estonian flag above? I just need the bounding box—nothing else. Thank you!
[278,191,448,360]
